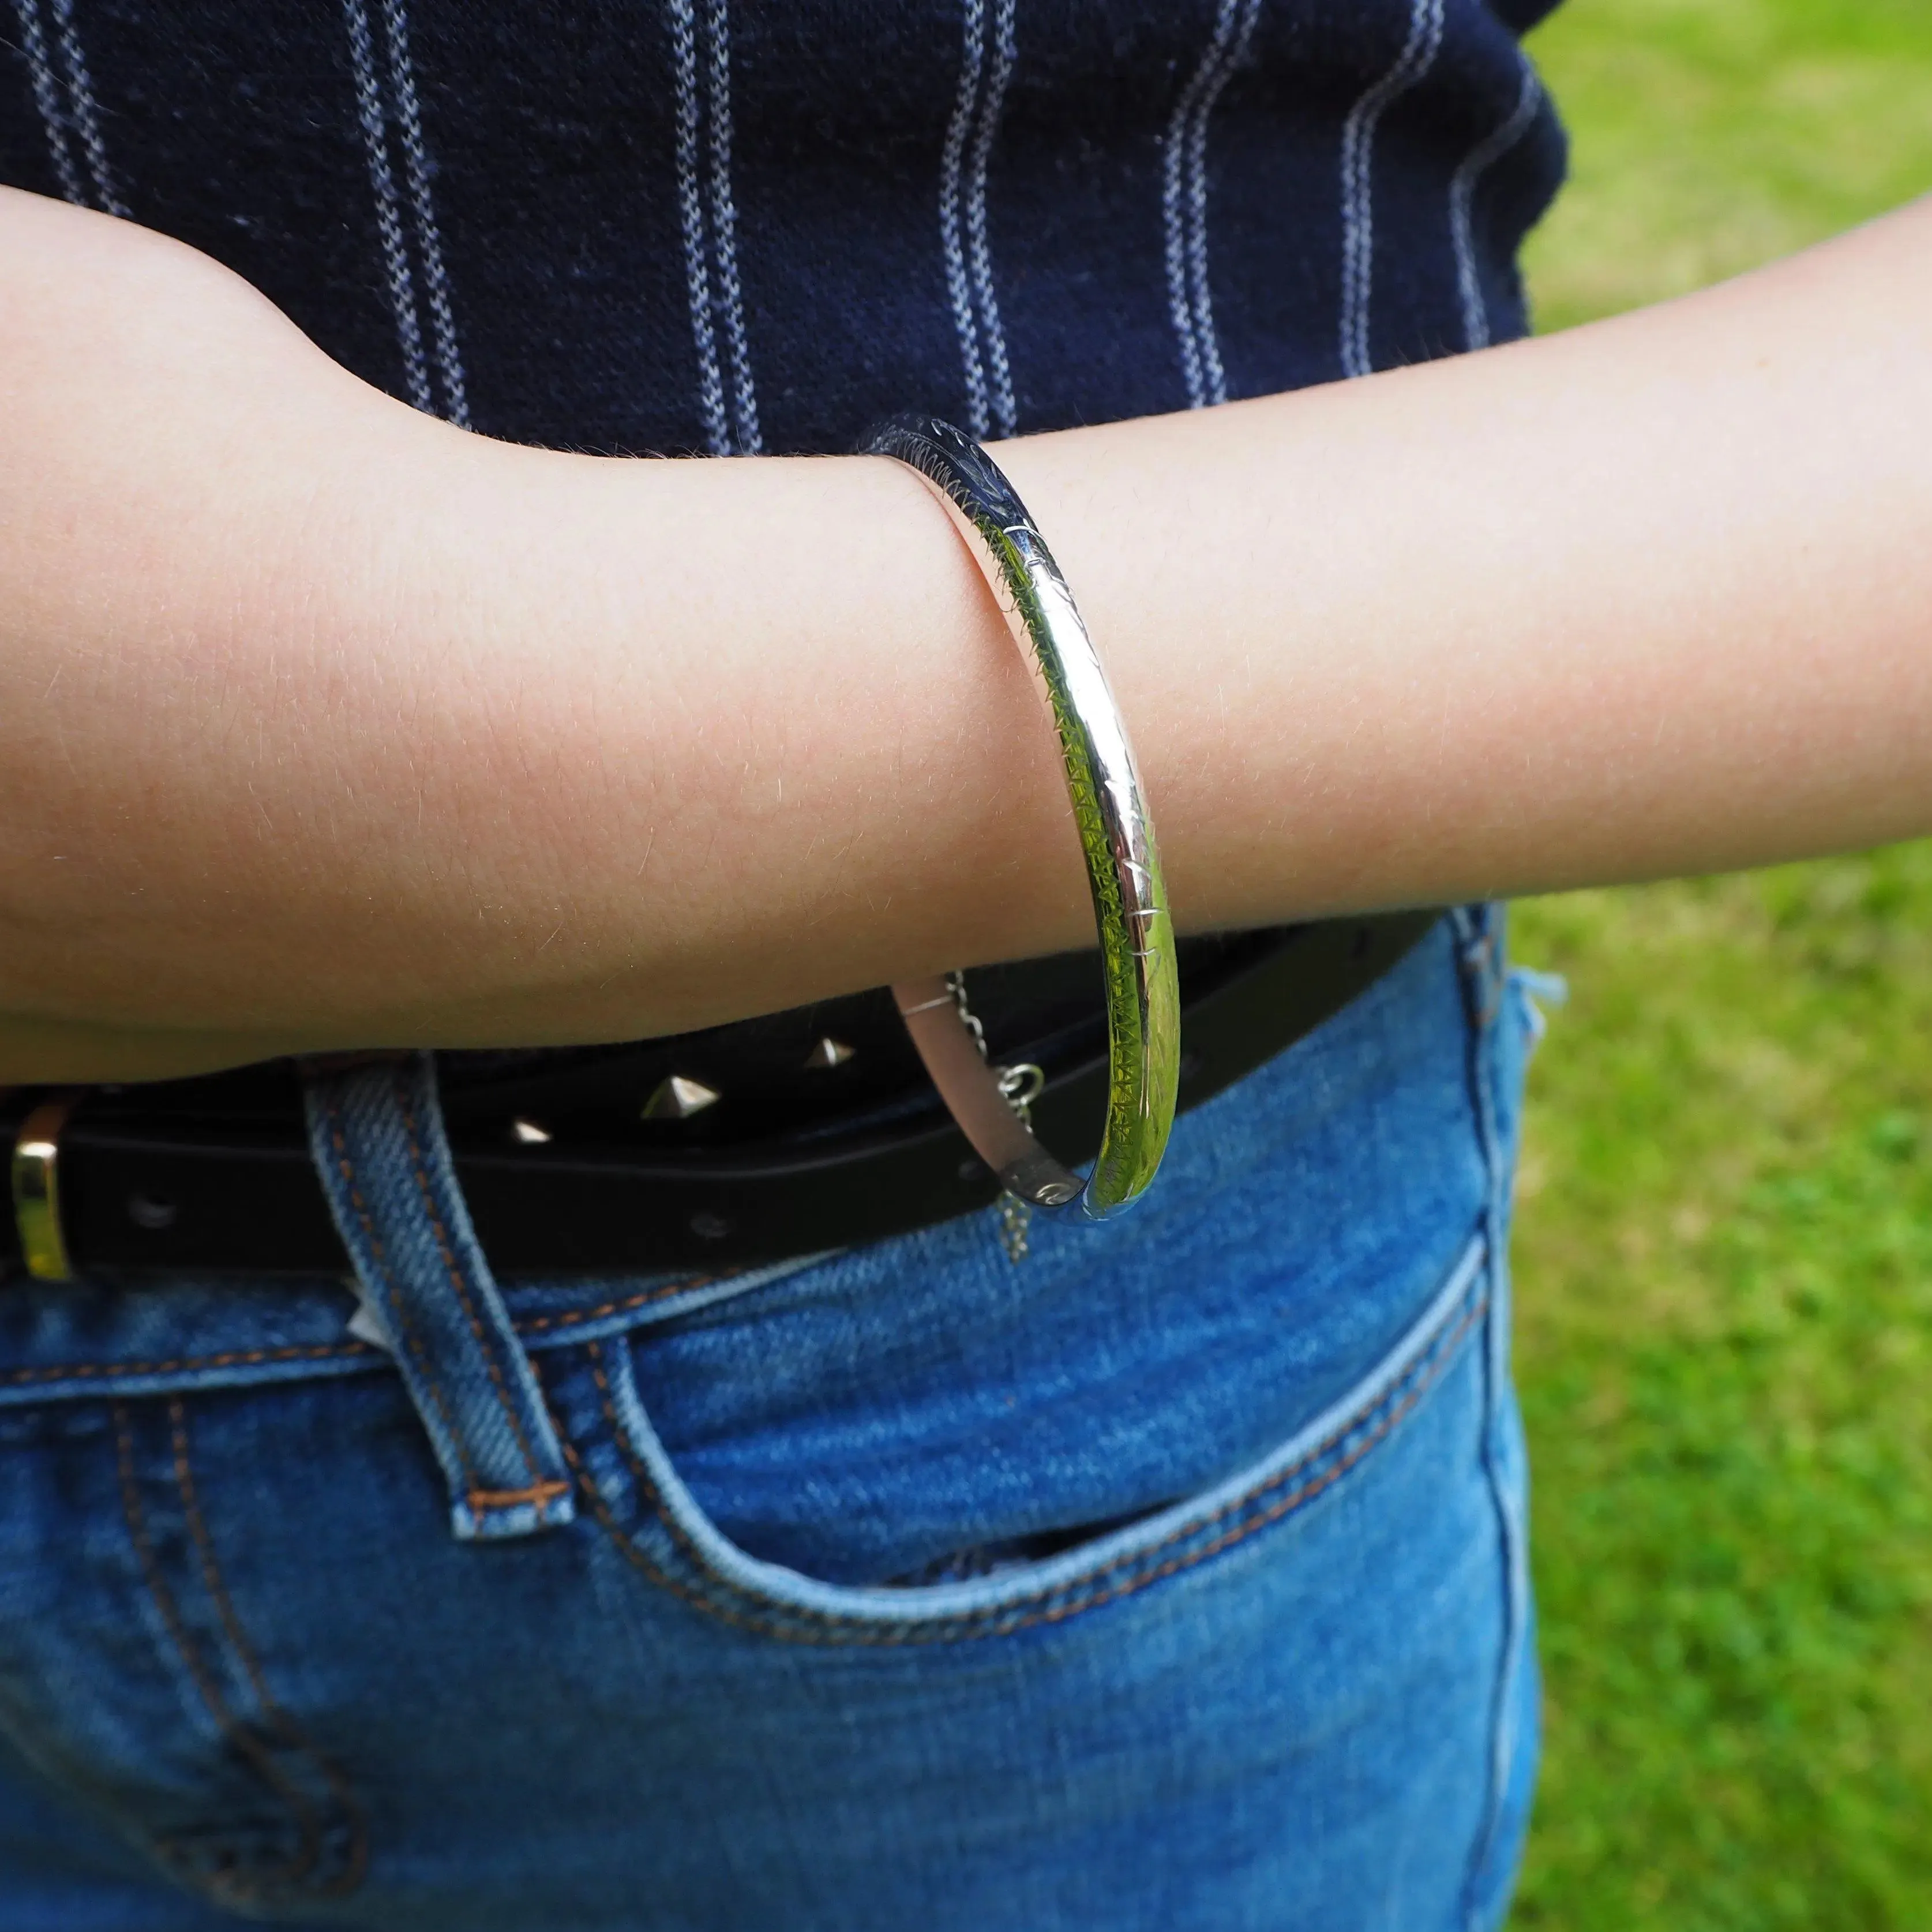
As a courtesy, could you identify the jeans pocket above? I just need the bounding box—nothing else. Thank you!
[543,1226,1493,1646]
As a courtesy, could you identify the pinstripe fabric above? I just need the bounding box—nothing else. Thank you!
[966,0,1017,438]
[344,0,434,415]
[1450,54,1543,352]
[702,0,760,453]
[8,0,84,207]
[1339,0,1448,380]
[0,4,1566,451]
[667,0,731,455]
[11,0,123,214]
[941,0,1018,441]
[343,0,470,423]
[939,0,991,437]
[44,0,123,215]
[669,0,760,456]
[379,0,471,426]
[1161,0,1261,410]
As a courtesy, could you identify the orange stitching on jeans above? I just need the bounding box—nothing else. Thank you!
[0,1270,740,1391]
[465,1479,572,1510]
[0,1276,721,1390]
[550,1419,732,1608]
[533,1356,858,1649]
[574,1309,1477,1646]
[1,1343,372,1388]
[568,1289,1485,1645]
[166,1399,368,1897]
[515,1272,729,1334]
[1032,1297,1488,1622]
[553,1417,800,1641]
[112,1402,328,1894]
[595,1294,1470,1624]
[324,1103,480,1494]
[396,1076,548,1487]
[585,1340,729,1571]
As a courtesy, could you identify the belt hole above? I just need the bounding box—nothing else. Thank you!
[127,1191,179,1232]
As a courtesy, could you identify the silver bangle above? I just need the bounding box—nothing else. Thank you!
[864,415,1180,1222]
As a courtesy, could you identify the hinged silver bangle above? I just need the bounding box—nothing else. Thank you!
[864,415,1180,1222]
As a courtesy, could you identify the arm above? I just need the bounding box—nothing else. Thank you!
[3,185,1929,1081]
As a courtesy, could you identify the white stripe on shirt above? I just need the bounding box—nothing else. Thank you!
[10,0,87,208]
[1338,0,1446,379]
[378,0,471,426]
[344,0,435,415]
[1449,54,1541,352]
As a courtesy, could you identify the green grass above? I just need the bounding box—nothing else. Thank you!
[1521,0,1932,333]
[1507,4,1932,1925]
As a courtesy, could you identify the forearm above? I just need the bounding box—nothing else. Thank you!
[1037,196,1932,922]
[3,190,1930,1078]
[319,196,1932,1040]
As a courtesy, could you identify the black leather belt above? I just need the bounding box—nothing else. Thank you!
[2,914,1434,1281]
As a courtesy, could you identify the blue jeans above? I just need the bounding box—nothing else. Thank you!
[0,911,1540,1930]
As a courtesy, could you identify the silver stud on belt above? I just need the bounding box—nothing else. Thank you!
[642,1075,723,1120]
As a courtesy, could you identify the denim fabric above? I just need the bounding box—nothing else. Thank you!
[0,917,1547,1928]
[302,1055,575,1541]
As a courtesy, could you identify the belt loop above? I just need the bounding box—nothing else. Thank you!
[301,1051,574,1542]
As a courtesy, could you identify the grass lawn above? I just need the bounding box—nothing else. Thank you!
[1508,3,1932,1925]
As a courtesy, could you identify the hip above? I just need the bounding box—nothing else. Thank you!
[0,909,1544,1929]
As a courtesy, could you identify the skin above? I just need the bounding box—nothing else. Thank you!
[1,184,1929,1083]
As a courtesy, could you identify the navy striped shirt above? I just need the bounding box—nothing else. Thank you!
[2,1,1566,455]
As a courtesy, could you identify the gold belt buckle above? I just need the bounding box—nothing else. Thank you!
[12,1091,81,1282]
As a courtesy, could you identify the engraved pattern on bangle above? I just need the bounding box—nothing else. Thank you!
[865,415,1181,1222]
